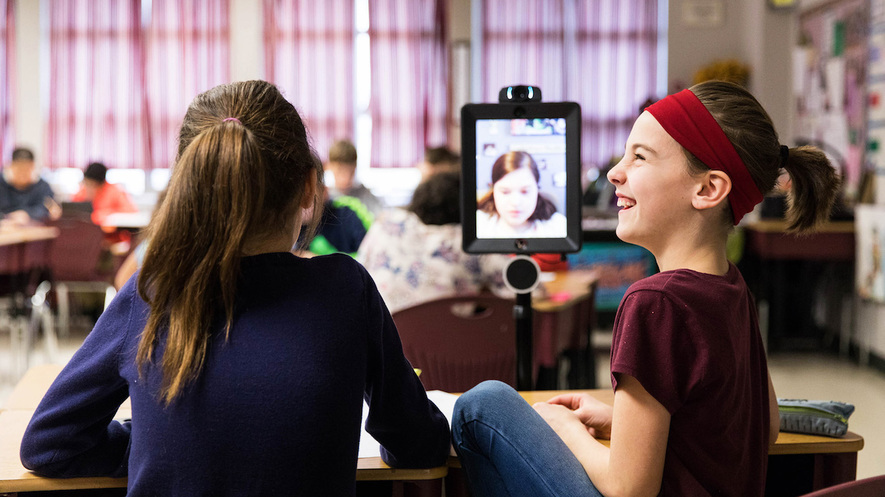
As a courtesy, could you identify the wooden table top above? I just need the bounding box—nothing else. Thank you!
[518,390,864,455]
[0,365,446,492]
[745,220,855,234]
[7,368,865,456]
[533,269,598,313]
[0,225,59,247]
[3,362,864,492]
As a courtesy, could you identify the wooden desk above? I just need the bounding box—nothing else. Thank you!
[0,365,447,495]
[0,225,60,248]
[532,270,599,389]
[0,226,60,376]
[516,391,864,457]
[744,221,855,353]
[745,220,855,261]
[1,370,865,496]
[0,226,59,279]
[101,212,151,230]
[489,390,863,496]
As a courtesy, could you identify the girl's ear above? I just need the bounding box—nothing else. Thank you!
[300,174,318,209]
[692,170,732,211]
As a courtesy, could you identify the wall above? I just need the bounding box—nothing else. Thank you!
[13,0,41,158]
[667,0,796,141]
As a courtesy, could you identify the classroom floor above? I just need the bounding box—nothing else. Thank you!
[2,327,885,481]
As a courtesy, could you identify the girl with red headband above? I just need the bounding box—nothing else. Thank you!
[451,80,840,497]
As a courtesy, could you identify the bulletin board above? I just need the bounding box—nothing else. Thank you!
[793,0,869,199]
[867,0,885,204]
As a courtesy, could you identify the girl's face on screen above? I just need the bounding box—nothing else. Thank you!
[493,167,539,229]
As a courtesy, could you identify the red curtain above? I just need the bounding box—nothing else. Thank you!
[482,0,566,101]
[482,0,661,170]
[368,0,449,168]
[144,0,231,170]
[263,0,355,161]
[45,0,230,172]
[0,0,13,163]
[46,0,146,170]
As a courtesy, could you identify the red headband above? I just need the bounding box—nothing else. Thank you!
[645,89,762,224]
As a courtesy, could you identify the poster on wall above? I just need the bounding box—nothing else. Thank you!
[856,205,885,302]
[794,0,869,200]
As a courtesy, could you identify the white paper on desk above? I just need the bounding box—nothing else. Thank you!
[358,390,459,458]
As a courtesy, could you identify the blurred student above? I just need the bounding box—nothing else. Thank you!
[476,151,567,238]
[21,80,449,495]
[302,153,374,257]
[417,146,460,182]
[453,81,840,497]
[72,162,139,226]
[0,147,60,225]
[113,189,167,290]
[325,138,384,215]
[359,171,510,313]
[308,189,374,257]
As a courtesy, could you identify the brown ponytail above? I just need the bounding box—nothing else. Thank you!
[136,81,323,404]
[687,80,840,233]
[779,146,841,232]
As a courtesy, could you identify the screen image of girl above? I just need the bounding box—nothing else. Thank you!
[476,150,567,238]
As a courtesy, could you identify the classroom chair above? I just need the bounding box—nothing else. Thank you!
[47,217,117,337]
[391,294,516,393]
[800,474,885,496]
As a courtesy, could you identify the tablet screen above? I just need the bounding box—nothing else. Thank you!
[474,118,568,239]
[461,102,581,254]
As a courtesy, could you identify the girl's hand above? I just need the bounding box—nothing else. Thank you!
[544,393,614,439]
[532,402,590,443]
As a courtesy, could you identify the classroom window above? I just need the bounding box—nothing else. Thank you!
[44,0,230,173]
[478,0,666,171]
[143,0,231,173]
[263,0,356,168]
[367,0,449,169]
[263,0,449,175]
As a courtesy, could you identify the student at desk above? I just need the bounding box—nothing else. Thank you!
[0,147,61,225]
[452,81,841,496]
[20,80,449,496]
[71,161,139,226]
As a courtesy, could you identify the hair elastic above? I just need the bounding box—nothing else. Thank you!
[779,145,790,168]
[645,89,763,225]
[223,117,241,124]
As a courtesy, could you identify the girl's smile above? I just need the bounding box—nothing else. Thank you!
[607,111,697,252]
[615,194,636,209]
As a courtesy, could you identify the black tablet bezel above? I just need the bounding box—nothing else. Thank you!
[461,101,582,255]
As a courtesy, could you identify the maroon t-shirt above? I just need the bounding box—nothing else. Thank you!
[610,264,770,497]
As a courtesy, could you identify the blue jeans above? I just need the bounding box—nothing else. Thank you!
[452,380,604,497]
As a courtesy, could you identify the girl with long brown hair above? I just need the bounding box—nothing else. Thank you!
[21,80,449,496]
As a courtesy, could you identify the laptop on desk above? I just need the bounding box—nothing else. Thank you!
[59,201,94,220]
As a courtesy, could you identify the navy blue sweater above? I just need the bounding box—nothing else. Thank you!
[0,177,55,220]
[20,253,450,496]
